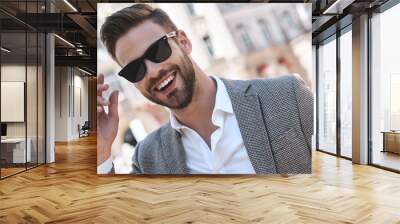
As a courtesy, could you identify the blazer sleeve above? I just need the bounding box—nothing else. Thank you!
[291,75,314,150]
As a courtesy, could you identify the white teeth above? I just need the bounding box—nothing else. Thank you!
[157,74,175,91]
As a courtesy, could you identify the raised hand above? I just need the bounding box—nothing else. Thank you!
[97,74,119,166]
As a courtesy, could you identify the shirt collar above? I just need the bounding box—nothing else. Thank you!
[169,112,186,133]
[169,75,233,133]
[212,75,234,115]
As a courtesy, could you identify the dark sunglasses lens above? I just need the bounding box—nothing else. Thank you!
[118,36,172,83]
[147,38,172,63]
[135,63,146,82]
[119,60,146,83]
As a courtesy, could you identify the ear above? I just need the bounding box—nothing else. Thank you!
[176,30,192,54]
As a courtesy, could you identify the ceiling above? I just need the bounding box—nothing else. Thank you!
[0,0,97,74]
[310,0,390,43]
[0,0,396,73]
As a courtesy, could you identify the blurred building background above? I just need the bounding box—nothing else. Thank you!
[97,3,312,172]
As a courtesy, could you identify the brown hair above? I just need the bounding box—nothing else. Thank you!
[100,3,178,61]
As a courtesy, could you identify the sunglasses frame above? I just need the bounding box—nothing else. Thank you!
[118,31,177,83]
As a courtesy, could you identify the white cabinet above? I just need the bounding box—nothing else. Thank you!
[1,138,32,163]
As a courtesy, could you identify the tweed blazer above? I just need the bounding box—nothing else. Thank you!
[126,75,313,174]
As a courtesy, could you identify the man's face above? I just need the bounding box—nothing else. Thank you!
[115,20,195,109]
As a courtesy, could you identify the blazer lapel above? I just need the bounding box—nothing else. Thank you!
[222,79,277,174]
[160,125,189,174]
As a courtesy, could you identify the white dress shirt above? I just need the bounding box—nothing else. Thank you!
[170,76,255,174]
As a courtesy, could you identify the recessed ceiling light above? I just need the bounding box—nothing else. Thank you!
[1,47,11,53]
[78,67,92,76]
[63,0,78,12]
[54,34,75,48]
[323,0,354,15]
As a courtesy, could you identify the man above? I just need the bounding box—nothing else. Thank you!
[97,3,313,174]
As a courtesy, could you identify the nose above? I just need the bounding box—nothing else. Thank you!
[144,59,163,80]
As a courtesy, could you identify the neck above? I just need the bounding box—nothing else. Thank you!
[171,67,216,132]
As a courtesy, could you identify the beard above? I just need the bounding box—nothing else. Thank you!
[143,53,196,109]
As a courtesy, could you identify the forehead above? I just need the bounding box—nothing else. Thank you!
[115,20,167,66]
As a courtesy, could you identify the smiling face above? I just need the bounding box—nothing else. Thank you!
[115,20,196,109]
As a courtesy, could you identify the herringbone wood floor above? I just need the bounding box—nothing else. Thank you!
[1,135,400,224]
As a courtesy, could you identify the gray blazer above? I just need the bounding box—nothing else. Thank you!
[127,75,313,174]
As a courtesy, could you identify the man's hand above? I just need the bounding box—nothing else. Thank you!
[97,74,119,166]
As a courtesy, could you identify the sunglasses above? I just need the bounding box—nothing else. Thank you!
[118,31,177,83]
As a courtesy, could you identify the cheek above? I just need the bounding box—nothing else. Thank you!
[169,44,185,61]
[134,82,147,94]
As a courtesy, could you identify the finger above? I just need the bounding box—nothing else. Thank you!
[97,96,109,107]
[97,84,109,96]
[98,96,109,107]
[108,90,119,117]
[97,105,104,114]
[98,74,104,85]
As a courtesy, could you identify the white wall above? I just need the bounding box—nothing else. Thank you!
[54,67,68,141]
[1,65,40,137]
[72,72,89,138]
[54,67,89,141]
[312,45,316,150]
[1,64,46,164]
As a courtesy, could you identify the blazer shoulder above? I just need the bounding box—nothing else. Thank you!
[133,123,170,167]
[136,123,170,150]
[252,74,298,88]
[131,123,171,174]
